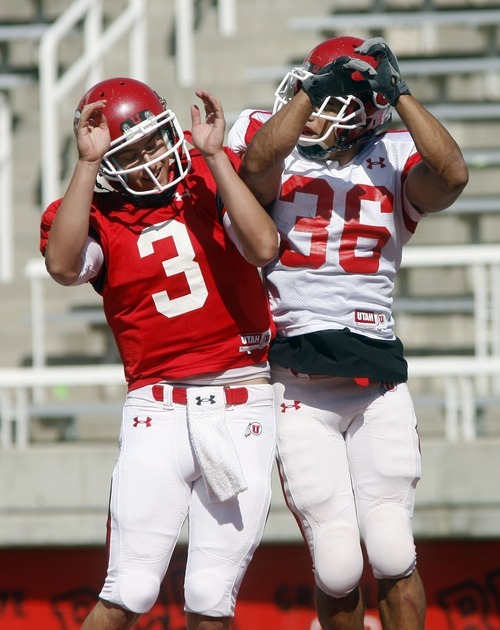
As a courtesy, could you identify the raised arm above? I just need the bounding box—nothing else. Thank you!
[353,38,469,214]
[191,89,279,266]
[394,95,469,213]
[237,90,314,207]
[238,54,372,206]
[44,100,109,285]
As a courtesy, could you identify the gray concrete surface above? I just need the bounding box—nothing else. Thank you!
[0,439,499,546]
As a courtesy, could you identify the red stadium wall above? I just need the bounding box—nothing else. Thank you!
[1,540,499,629]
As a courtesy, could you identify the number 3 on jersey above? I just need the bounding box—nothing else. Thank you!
[278,175,393,274]
[137,220,208,317]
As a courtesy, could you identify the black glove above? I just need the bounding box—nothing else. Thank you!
[302,56,371,106]
[354,37,411,106]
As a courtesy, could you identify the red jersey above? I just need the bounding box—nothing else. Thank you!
[40,148,274,390]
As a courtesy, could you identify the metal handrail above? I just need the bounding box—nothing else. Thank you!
[10,244,500,449]
[0,93,12,282]
[38,0,148,210]
[2,355,500,448]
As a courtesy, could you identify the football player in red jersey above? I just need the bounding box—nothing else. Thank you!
[229,37,469,629]
[41,78,279,630]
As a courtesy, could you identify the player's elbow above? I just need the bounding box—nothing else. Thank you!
[252,249,278,268]
[443,154,469,194]
[452,162,469,194]
[44,256,80,286]
[244,234,280,267]
[47,268,80,287]
[439,162,469,211]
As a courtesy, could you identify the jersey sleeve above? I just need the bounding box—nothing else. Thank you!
[39,199,105,283]
[39,200,59,256]
[401,150,427,223]
[227,109,272,156]
[382,130,425,231]
[71,237,104,285]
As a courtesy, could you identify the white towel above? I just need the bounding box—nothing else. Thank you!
[186,386,248,502]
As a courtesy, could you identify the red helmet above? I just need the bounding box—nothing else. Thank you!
[74,77,191,196]
[273,36,392,158]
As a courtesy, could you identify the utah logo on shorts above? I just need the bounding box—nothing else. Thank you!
[245,422,262,437]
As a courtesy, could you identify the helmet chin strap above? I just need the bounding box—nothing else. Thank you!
[121,184,179,207]
[296,92,393,161]
[297,117,391,160]
[297,141,340,160]
[99,167,181,207]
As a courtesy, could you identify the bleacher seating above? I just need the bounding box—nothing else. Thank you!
[288,7,500,33]
[0,0,500,549]
[1,0,500,446]
[0,15,52,88]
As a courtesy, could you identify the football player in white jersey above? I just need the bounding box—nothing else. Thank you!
[228,36,468,629]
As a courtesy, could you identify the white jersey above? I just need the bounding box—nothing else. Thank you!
[228,109,424,341]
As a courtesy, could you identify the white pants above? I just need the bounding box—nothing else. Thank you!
[100,382,276,616]
[272,366,421,597]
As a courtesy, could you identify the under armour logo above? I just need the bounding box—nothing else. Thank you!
[280,401,301,413]
[195,395,216,406]
[245,422,263,437]
[133,416,152,427]
[174,190,192,201]
[366,157,386,169]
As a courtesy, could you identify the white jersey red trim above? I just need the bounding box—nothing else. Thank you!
[228,109,424,341]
